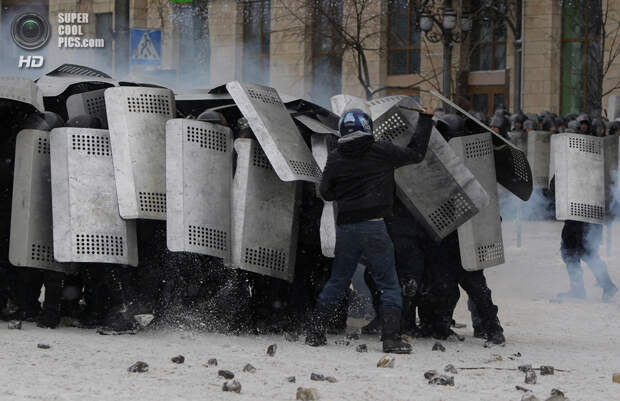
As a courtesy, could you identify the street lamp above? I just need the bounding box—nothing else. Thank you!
[415,0,471,110]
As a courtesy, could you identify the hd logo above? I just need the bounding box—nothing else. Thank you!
[11,12,51,68]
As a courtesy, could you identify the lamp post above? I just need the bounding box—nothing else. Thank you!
[417,0,471,111]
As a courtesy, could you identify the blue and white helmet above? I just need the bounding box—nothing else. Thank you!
[339,108,373,136]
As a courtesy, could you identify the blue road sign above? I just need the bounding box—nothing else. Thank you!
[130,29,162,66]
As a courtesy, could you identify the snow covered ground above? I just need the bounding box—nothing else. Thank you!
[1,221,619,401]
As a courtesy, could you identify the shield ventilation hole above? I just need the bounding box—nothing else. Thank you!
[568,136,601,154]
[126,93,171,115]
[75,234,124,256]
[374,113,409,142]
[252,145,271,169]
[464,137,493,159]
[188,225,227,251]
[244,247,287,272]
[429,193,472,233]
[476,241,504,263]
[85,95,106,117]
[289,159,321,177]
[71,133,111,156]
[570,202,604,220]
[185,125,227,152]
[37,137,50,154]
[510,148,530,183]
[247,86,280,105]
[138,192,166,214]
[30,243,53,263]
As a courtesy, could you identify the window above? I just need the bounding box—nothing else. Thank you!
[561,0,602,115]
[469,1,507,71]
[387,0,421,75]
[311,0,343,108]
[242,0,271,85]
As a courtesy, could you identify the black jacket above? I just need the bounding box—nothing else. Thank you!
[319,113,433,225]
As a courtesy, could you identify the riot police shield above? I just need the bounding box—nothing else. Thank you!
[226,81,321,183]
[450,133,504,270]
[166,119,233,259]
[50,128,138,266]
[527,131,552,188]
[105,86,175,220]
[231,139,299,282]
[9,130,72,272]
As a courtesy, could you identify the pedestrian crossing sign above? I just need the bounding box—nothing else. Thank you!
[130,29,162,66]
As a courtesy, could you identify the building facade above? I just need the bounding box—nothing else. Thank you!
[1,0,619,117]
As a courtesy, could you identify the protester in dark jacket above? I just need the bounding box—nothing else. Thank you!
[306,107,433,354]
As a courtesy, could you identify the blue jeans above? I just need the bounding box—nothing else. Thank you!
[318,220,402,310]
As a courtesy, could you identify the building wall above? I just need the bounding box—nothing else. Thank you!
[37,0,620,114]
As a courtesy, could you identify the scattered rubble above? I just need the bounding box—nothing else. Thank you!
[525,369,537,385]
[612,373,620,383]
[218,370,235,379]
[334,339,351,346]
[296,387,320,400]
[286,376,296,383]
[432,342,446,352]
[37,344,51,349]
[424,370,439,380]
[428,375,454,386]
[266,344,277,357]
[133,314,154,328]
[518,364,533,373]
[206,358,218,367]
[222,380,241,393]
[127,361,149,373]
[377,355,395,368]
[516,385,531,392]
[325,376,338,383]
[444,364,458,374]
[242,363,256,373]
[545,388,568,401]
[356,344,368,353]
[8,320,21,330]
[171,355,185,364]
[540,365,554,375]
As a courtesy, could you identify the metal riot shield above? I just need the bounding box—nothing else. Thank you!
[9,130,72,273]
[450,133,504,271]
[366,95,409,120]
[166,119,233,259]
[226,81,321,183]
[429,90,533,201]
[231,139,299,282]
[552,133,606,224]
[293,114,339,136]
[36,64,118,97]
[373,98,489,241]
[0,77,44,112]
[50,128,138,266]
[66,88,109,128]
[105,86,176,220]
[311,134,338,257]
[527,131,552,188]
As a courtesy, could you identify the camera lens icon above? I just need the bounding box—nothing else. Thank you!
[11,13,51,50]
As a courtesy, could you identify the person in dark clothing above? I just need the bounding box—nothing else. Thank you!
[305,107,433,354]
[558,220,618,301]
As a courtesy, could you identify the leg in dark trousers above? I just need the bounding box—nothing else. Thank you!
[12,267,43,320]
[582,223,618,301]
[457,267,503,342]
[38,271,66,328]
[308,220,409,353]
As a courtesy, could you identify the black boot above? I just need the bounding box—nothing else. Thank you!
[305,305,330,346]
[602,284,618,302]
[557,263,586,299]
[382,306,412,354]
[484,317,505,346]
